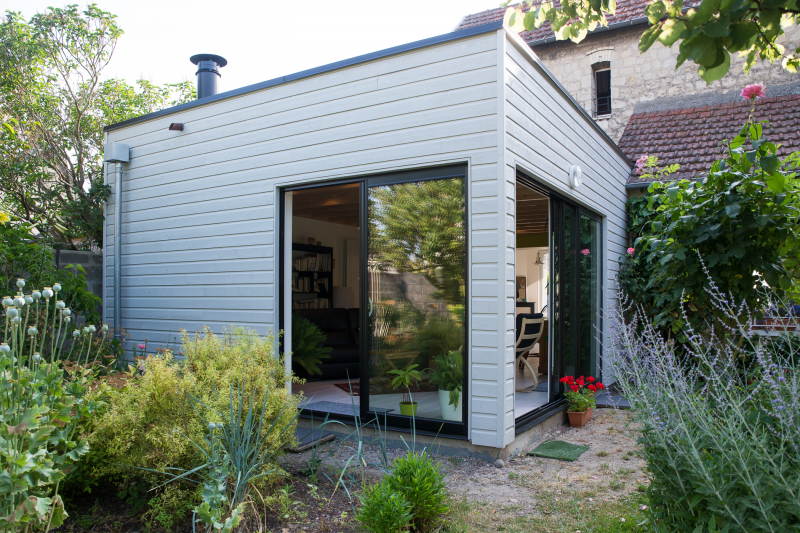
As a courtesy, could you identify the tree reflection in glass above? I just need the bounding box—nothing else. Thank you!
[367,178,466,422]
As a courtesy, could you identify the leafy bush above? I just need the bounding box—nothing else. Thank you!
[81,327,300,520]
[0,217,101,322]
[384,451,448,532]
[291,313,331,376]
[0,279,107,531]
[356,481,413,533]
[633,117,799,339]
[606,278,800,532]
[144,484,198,531]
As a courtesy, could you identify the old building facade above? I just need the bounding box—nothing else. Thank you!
[458,6,800,142]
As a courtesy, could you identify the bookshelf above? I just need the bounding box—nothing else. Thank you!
[291,243,334,309]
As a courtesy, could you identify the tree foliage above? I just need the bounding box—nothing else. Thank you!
[504,0,800,83]
[368,178,466,307]
[0,6,194,250]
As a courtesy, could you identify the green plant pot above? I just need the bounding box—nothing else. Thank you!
[399,401,418,417]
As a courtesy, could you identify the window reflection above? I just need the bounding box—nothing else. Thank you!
[367,178,466,422]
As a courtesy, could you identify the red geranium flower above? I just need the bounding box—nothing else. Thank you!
[596,382,604,389]
[588,384,597,392]
[576,379,585,386]
[587,376,595,383]
[570,385,579,392]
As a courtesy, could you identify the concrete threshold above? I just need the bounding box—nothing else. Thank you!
[296,405,568,463]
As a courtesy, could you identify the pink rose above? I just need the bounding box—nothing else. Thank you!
[627,247,635,255]
[635,155,647,175]
[137,343,146,350]
[581,249,590,256]
[741,84,766,100]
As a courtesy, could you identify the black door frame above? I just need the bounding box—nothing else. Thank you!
[514,173,603,431]
[279,164,470,438]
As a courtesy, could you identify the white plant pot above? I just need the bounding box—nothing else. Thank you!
[438,389,462,422]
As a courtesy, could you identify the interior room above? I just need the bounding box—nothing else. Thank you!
[289,183,363,415]
[515,181,550,417]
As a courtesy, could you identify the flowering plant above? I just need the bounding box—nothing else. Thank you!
[560,375,604,412]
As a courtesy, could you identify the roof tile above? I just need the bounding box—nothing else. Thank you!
[619,94,800,184]
[455,0,699,44]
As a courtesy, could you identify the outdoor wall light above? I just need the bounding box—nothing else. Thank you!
[569,165,583,189]
[168,123,184,131]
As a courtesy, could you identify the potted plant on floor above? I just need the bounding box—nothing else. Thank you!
[291,313,332,376]
[560,375,604,427]
[428,350,463,422]
[389,364,422,416]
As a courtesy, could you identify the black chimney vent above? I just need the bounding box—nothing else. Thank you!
[190,54,227,100]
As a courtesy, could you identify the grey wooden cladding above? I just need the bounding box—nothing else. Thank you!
[502,32,631,402]
[104,31,506,446]
[103,26,631,450]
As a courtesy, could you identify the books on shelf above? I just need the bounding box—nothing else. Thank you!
[291,275,329,293]
[292,298,330,310]
[293,253,332,272]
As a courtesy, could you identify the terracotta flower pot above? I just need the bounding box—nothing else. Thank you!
[567,407,592,428]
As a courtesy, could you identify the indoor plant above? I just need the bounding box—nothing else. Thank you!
[428,350,463,422]
[560,375,603,427]
[291,313,332,376]
[388,364,422,416]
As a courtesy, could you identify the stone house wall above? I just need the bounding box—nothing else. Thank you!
[534,24,800,142]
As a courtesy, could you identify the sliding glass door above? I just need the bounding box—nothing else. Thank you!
[363,167,468,435]
[550,197,602,400]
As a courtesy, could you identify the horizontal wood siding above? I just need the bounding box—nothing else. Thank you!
[104,31,506,446]
[502,33,631,394]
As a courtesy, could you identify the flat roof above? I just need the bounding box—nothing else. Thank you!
[104,21,503,132]
[104,21,630,165]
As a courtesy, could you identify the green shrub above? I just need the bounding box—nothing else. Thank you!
[0,218,102,322]
[144,484,198,531]
[356,481,413,533]
[82,327,300,499]
[629,118,799,340]
[384,451,448,532]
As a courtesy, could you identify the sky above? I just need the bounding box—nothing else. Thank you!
[5,0,498,92]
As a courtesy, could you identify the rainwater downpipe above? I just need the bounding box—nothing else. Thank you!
[103,142,130,338]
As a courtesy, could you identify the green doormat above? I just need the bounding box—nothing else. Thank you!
[527,440,589,462]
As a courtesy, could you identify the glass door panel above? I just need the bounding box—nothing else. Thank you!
[562,204,578,380]
[366,177,466,425]
[579,213,600,378]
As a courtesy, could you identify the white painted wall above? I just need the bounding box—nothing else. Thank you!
[291,217,359,289]
[516,247,547,314]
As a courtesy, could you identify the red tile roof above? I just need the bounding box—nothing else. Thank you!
[618,94,800,185]
[456,1,656,44]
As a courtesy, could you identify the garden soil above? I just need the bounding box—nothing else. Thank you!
[56,408,643,532]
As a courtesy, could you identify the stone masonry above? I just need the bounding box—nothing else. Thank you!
[534,25,800,142]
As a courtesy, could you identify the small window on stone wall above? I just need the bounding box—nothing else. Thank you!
[592,61,611,117]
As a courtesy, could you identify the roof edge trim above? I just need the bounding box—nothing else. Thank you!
[503,27,632,165]
[104,21,504,132]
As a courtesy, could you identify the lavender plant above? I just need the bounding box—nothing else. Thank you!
[606,264,799,532]
[0,279,107,531]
